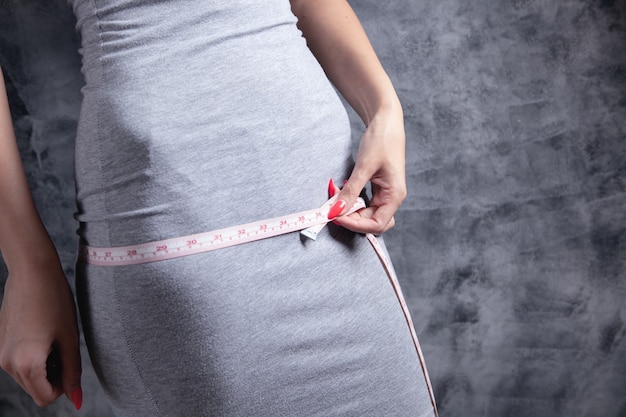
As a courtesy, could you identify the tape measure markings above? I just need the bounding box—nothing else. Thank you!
[79,196,364,266]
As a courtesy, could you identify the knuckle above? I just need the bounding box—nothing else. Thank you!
[33,396,49,408]
[14,358,33,379]
[398,187,407,201]
[393,183,407,201]
[0,353,10,372]
[342,181,362,198]
[13,353,44,382]
[374,224,387,235]
[0,362,13,375]
[33,394,57,408]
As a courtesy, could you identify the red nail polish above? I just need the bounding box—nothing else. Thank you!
[72,387,82,411]
[328,178,336,198]
[328,200,346,219]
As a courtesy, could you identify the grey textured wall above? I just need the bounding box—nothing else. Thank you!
[1,0,625,416]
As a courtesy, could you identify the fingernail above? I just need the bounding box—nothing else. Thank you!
[72,387,82,411]
[343,179,348,186]
[328,178,336,198]
[328,200,346,219]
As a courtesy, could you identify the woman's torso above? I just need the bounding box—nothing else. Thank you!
[69,0,354,247]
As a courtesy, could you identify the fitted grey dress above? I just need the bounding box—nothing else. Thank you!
[69,0,436,415]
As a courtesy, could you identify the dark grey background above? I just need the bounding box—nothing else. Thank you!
[1,0,625,416]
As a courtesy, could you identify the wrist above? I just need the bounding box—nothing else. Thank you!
[364,100,405,139]
[362,94,403,127]
[1,232,61,278]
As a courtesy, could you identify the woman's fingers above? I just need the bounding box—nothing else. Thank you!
[329,168,405,234]
[6,342,60,407]
[59,336,82,410]
[1,339,82,409]
[333,203,397,234]
[328,108,406,235]
[0,263,83,410]
[328,169,370,221]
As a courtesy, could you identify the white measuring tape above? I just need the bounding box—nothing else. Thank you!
[79,195,361,266]
[78,195,438,415]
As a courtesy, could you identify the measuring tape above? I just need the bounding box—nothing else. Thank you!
[77,195,438,415]
[79,195,362,266]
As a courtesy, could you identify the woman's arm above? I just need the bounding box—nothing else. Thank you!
[0,66,82,410]
[290,0,406,234]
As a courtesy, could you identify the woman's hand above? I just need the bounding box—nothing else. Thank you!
[328,105,407,234]
[0,254,82,410]
[291,0,407,234]
[0,66,82,410]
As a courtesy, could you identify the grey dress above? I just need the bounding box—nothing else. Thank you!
[69,0,436,415]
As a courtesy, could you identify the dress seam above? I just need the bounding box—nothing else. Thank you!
[90,0,161,414]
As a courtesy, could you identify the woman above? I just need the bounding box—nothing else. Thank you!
[0,0,437,415]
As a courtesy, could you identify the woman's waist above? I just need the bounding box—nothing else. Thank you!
[75,176,344,248]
